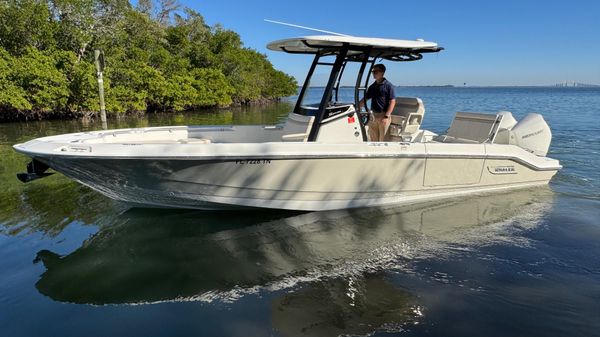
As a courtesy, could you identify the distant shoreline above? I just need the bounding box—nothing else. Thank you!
[318,85,600,89]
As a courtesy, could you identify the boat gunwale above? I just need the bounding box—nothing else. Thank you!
[14,148,561,172]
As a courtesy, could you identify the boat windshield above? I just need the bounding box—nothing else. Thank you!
[295,55,370,117]
[296,55,336,116]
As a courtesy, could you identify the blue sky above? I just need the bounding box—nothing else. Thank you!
[176,0,599,86]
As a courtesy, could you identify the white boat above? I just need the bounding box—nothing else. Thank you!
[13,35,562,211]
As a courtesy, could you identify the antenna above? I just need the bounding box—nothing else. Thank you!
[264,19,351,37]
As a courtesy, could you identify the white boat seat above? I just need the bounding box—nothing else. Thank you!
[436,112,501,143]
[281,113,315,142]
[388,97,425,138]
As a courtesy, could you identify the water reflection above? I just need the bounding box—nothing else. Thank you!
[272,274,419,337]
[34,188,553,306]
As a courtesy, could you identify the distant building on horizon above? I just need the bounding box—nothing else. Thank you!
[554,81,600,88]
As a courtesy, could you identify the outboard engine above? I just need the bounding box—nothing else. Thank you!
[497,111,518,129]
[509,113,552,156]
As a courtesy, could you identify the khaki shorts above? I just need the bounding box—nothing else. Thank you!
[367,112,390,141]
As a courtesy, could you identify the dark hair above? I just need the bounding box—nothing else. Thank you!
[373,64,386,73]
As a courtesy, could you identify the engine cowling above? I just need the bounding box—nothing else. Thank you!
[509,113,552,156]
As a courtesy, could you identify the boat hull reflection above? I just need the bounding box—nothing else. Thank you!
[34,188,553,305]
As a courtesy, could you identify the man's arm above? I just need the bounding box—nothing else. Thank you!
[385,99,396,117]
[358,97,367,110]
[359,85,374,110]
[384,84,396,117]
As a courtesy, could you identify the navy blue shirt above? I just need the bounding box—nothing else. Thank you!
[366,78,396,112]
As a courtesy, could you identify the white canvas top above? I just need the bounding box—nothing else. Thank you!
[267,35,441,54]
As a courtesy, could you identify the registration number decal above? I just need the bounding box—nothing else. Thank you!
[235,159,272,165]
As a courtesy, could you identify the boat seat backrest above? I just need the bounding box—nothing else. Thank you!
[281,113,315,142]
[390,97,425,134]
[445,112,499,143]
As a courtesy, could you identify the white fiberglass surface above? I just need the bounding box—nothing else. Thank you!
[77,125,285,144]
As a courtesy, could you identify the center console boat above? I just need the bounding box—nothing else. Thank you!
[13,35,561,210]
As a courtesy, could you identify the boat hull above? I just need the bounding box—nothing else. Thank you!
[29,154,558,211]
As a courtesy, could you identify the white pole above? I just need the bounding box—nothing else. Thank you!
[94,50,107,130]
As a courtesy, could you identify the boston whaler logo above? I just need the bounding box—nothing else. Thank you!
[488,165,517,175]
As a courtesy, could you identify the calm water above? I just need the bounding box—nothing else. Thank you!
[1,87,599,337]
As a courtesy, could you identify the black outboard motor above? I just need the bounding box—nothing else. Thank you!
[17,159,53,183]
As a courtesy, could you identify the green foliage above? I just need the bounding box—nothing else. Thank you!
[0,1,297,120]
[51,0,95,56]
[67,60,100,112]
[264,69,299,99]
[217,48,298,103]
[0,0,56,55]
[9,48,70,111]
[189,68,234,107]
[0,48,31,111]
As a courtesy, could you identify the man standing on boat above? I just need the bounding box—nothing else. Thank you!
[359,64,396,141]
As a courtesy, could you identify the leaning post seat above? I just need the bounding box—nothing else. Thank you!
[388,97,425,139]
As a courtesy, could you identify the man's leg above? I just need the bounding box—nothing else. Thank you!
[368,118,379,141]
[378,118,391,141]
[370,116,390,142]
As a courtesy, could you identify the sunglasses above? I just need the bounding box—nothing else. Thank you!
[371,69,382,73]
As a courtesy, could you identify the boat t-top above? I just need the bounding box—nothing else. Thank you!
[13,34,562,210]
